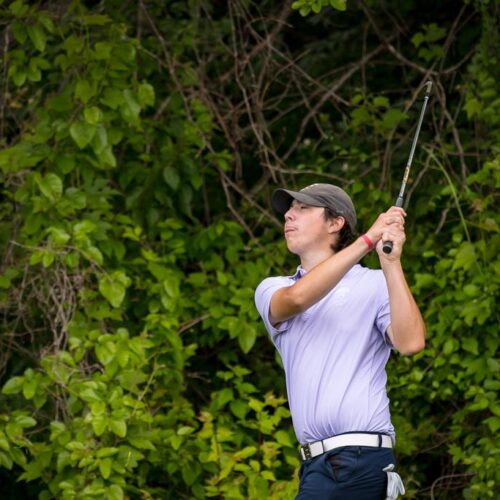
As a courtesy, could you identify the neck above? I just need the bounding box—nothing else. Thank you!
[300,247,335,271]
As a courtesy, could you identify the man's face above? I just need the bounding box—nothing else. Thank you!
[284,200,338,255]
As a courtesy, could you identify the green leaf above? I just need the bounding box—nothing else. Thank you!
[138,83,155,107]
[121,89,141,124]
[73,220,96,237]
[0,268,17,290]
[330,0,346,10]
[38,14,56,33]
[6,423,22,439]
[0,451,13,470]
[2,376,24,395]
[42,250,54,268]
[55,154,76,174]
[90,401,106,416]
[109,418,127,438]
[381,109,407,129]
[16,415,36,428]
[83,246,104,265]
[453,243,476,271]
[0,433,10,453]
[47,227,71,246]
[30,250,44,266]
[70,121,97,149]
[230,400,249,419]
[96,447,119,458]
[84,106,103,125]
[163,167,180,190]
[9,0,29,16]
[107,485,124,500]
[128,437,156,450]
[80,388,101,403]
[177,426,194,436]
[75,80,94,104]
[464,98,482,119]
[275,429,294,447]
[94,41,113,60]
[411,32,425,48]
[373,96,389,108]
[36,173,63,202]
[91,415,107,436]
[91,126,108,154]
[101,88,124,109]
[351,107,371,127]
[27,24,46,52]
[98,271,130,308]
[234,446,257,459]
[22,378,37,399]
[238,324,257,353]
[11,68,27,87]
[97,146,117,168]
[425,23,446,43]
[99,458,112,479]
[82,14,111,25]
[95,342,115,365]
[10,21,27,43]
[115,344,130,368]
[462,337,478,355]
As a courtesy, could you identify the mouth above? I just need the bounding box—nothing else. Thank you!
[284,226,296,235]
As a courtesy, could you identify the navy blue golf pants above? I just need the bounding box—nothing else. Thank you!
[296,446,395,499]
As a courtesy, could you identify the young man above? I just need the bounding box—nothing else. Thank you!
[254,183,426,499]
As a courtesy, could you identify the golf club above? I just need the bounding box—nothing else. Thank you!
[382,81,433,254]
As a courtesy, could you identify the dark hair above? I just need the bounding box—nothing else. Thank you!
[323,207,357,252]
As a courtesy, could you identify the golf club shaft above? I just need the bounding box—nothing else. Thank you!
[382,81,432,254]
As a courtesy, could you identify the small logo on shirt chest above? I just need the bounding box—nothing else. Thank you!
[331,286,350,306]
[300,286,351,321]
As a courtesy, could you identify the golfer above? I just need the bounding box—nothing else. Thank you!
[254,183,426,499]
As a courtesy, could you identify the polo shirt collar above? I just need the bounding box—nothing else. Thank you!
[291,263,362,281]
[291,266,305,280]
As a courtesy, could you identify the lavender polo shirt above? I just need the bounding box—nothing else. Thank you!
[254,264,394,445]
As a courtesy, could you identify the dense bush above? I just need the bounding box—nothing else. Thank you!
[0,0,498,498]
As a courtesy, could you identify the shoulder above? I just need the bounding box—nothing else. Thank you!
[350,264,385,282]
[350,265,388,295]
[357,264,385,279]
[255,275,292,299]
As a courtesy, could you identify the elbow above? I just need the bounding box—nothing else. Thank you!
[399,341,425,356]
[398,327,426,356]
[270,286,306,324]
[286,287,307,314]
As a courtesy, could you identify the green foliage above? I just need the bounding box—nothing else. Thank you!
[0,0,498,498]
[292,0,347,16]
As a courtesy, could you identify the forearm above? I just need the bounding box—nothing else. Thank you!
[382,260,426,355]
[271,237,370,321]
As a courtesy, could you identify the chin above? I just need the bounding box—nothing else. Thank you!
[286,242,302,255]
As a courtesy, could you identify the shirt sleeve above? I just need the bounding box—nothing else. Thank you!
[375,273,393,346]
[254,277,293,339]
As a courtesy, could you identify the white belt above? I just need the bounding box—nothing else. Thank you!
[300,433,393,461]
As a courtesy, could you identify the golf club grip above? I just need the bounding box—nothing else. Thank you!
[382,241,393,254]
[382,196,404,254]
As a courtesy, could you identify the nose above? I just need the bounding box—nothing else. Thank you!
[285,205,294,221]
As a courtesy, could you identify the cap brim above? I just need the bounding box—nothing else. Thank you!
[272,189,325,215]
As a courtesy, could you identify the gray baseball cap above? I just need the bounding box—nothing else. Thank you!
[272,183,357,230]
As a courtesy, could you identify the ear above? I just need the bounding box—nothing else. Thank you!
[327,216,345,234]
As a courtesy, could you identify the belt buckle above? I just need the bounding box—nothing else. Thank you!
[302,443,312,460]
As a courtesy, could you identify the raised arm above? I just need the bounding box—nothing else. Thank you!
[377,220,426,355]
[269,207,406,325]
[269,237,368,324]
